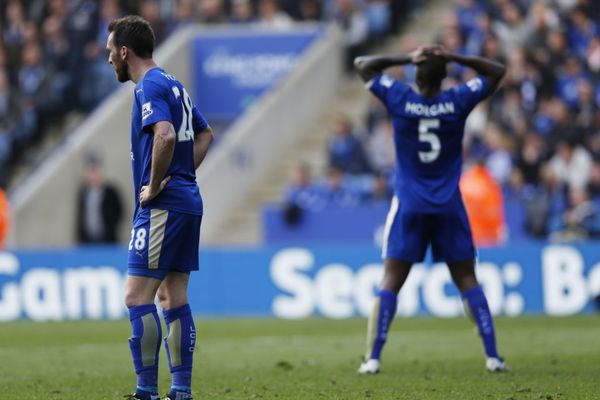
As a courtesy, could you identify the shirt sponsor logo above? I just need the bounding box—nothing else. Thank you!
[142,102,153,120]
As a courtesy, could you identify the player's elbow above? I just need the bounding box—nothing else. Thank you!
[160,127,177,146]
[354,56,367,71]
[204,126,214,143]
[491,63,507,85]
[496,63,507,81]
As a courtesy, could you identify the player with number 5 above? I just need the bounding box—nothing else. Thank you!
[354,46,509,374]
[106,16,213,400]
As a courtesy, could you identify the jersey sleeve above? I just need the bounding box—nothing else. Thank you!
[452,76,491,114]
[140,80,172,133]
[192,106,208,135]
[367,74,410,109]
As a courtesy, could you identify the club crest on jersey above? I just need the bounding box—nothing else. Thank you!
[142,102,153,120]
[466,78,483,92]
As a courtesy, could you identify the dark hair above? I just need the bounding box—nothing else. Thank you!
[417,55,447,84]
[108,15,155,59]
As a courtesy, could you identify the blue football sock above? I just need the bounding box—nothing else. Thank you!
[163,304,196,392]
[462,286,499,358]
[366,289,397,360]
[128,304,162,394]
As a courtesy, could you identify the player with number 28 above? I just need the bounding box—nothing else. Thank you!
[106,15,213,400]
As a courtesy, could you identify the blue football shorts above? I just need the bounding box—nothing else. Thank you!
[382,196,475,263]
[127,207,201,280]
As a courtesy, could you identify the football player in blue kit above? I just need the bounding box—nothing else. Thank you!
[106,16,213,400]
[354,45,509,374]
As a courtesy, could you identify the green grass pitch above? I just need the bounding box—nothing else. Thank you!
[0,316,598,399]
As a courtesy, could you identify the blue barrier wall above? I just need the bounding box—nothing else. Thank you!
[1,244,599,321]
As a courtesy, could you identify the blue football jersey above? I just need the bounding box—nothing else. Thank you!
[130,67,208,216]
[369,74,490,212]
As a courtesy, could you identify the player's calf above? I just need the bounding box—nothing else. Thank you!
[128,304,162,398]
[163,304,196,397]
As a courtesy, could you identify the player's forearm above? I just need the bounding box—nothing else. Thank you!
[193,126,213,170]
[446,53,506,88]
[354,54,412,82]
[149,122,176,190]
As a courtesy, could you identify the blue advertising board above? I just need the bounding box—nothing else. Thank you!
[1,244,599,321]
[192,28,321,122]
[263,204,390,245]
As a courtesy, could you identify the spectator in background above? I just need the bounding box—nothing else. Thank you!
[81,0,122,109]
[548,138,593,190]
[0,184,9,249]
[365,172,392,203]
[365,0,391,40]
[140,0,167,42]
[588,161,600,202]
[556,57,588,110]
[230,0,255,24]
[0,67,20,131]
[525,165,567,238]
[256,0,294,30]
[198,0,228,24]
[461,162,506,246]
[168,0,197,33]
[0,124,12,168]
[483,123,513,185]
[299,0,322,22]
[550,186,599,241]
[284,162,320,210]
[330,0,369,69]
[492,1,535,53]
[327,115,370,175]
[16,41,46,143]
[365,116,394,174]
[318,166,359,207]
[3,0,28,68]
[76,153,123,244]
[567,6,599,59]
[515,132,546,187]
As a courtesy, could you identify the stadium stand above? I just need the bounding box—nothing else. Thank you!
[5,0,423,247]
[282,0,600,243]
[0,0,405,189]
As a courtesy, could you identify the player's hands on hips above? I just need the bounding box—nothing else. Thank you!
[140,176,171,207]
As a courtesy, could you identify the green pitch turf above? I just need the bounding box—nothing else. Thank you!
[0,316,598,399]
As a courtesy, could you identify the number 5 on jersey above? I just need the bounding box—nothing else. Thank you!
[418,118,441,163]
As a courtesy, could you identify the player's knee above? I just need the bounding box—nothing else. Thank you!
[156,288,169,309]
[124,291,139,309]
[454,275,478,293]
[124,288,148,308]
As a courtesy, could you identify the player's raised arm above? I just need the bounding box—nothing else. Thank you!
[433,47,506,92]
[140,120,176,206]
[354,47,427,82]
[193,125,213,170]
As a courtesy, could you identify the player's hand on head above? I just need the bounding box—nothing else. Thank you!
[139,176,171,207]
[427,45,450,60]
[408,46,427,64]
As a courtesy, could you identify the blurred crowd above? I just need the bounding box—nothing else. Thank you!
[285,0,600,243]
[0,0,407,186]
